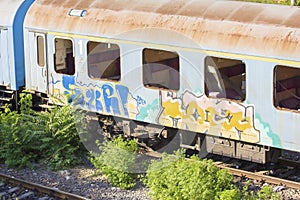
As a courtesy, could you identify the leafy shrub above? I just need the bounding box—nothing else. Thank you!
[90,136,139,189]
[0,95,45,168]
[0,93,86,170]
[241,181,280,200]
[144,150,241,200]
[257,185,280,200]
[39,105,86,170]
[144,151,280,200]
[236,0,292,5]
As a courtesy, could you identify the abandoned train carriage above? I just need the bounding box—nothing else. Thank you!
[22,0,300,163]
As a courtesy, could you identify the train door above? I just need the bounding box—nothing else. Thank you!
[47,36,76,101]
[0,28,9,87]
[28,32,48,93]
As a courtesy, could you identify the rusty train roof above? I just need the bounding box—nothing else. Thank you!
[24,0,300,62]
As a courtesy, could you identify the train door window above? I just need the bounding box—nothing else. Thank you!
[87,41,120,81]
[274,65,300,111]
[142,48,179,90]
[37,35,45,67]
[54,38,75,75]
[205,56,246,101]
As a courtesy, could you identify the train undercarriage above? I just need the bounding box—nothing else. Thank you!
[96,115,282,164]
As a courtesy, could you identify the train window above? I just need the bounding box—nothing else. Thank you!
[37,35,45,67]
[205,57,246,101]
[87,41,120,81]
[142,48,179,90]
[274,65,300,111]
[54,38,75,75]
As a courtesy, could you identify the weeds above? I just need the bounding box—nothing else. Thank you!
[90,136,139,189]
[0,93,86,170]
[144,150,280,200]
[236,0,295,5]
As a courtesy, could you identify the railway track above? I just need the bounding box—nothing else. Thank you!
[214,161,300,190]
[0,172,90,200]
[145,150,300,191]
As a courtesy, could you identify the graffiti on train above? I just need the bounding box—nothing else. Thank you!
[52,76,143,118]
[158,90,260,143]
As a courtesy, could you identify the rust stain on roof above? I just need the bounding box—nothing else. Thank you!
[25,0,300,61]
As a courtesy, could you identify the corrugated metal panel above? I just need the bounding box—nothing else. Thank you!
[0,0,24,26]
[24,0,300,61]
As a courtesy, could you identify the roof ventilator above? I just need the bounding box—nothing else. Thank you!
[68,9,87,17]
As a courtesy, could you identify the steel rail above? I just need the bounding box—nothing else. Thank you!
[0,172,90,200]
[215,164,300,190]
[145,151,300,190]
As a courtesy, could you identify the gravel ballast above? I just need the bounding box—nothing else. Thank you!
[0,164,149,200]
[1,164,300,200]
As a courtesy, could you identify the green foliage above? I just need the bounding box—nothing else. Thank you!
[90,136,139,189]
[144,150,280,200]
[144,150,240,200]
[257,185,280,200]
[241,181,280,200]
[0,93,86,170]
[39,105,86,170]
[236,0,294,5]
[19,93,33,114]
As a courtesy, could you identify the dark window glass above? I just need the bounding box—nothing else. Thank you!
[37,35,45,67]
[274,65,300,111]
[54,38,75,75]
[143,48,179,90]
[87,41,120,81]
[205,56,246,101]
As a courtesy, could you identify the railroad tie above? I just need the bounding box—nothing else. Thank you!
[16,191,34,200]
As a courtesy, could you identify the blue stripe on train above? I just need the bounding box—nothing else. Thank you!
[13,0,34,90]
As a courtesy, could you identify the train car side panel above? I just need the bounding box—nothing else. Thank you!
[0,29,10,87]
[0,0,23,90]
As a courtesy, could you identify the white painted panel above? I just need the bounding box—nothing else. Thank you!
[0,0,23,26]
[27,31,48,93]
[0,29,10,86]
[28,31,37,89]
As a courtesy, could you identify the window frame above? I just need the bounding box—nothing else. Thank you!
[53,37,76,76]
[87,41,121,81]
[36,34,46,67]
[204,56,246,101]
[142,48,180,91]
[273,65,300,111]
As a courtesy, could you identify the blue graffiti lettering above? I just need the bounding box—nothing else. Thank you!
[102,84,120,115]
[95,90,103,112]
[116,85,129,116]
[86,89,95,110]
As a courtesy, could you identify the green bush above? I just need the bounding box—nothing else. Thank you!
[144,151,280,200]
[90,136,139,189]
[0,93,86,170]
[40,104,86,170]
[144,151,240,200]
[241,181,280,200]
[236,0,292,5]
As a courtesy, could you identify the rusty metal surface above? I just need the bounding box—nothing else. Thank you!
[25,0,300,61]
[0,0,24,26]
